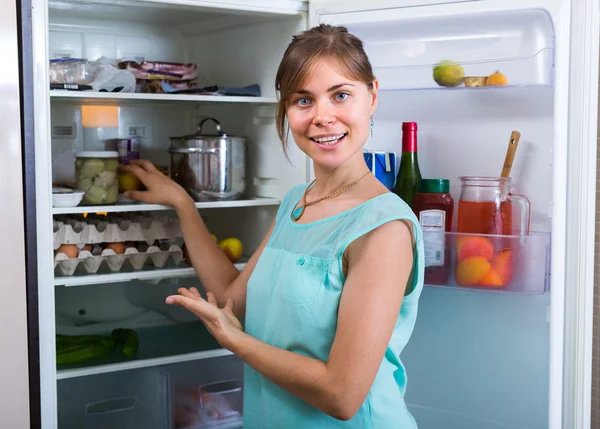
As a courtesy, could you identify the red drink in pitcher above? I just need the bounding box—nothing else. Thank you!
[457,200,513,235]
[455,177,530,288]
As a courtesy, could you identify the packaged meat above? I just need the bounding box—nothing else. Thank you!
[118,60,198,81]
[49,58,101,85]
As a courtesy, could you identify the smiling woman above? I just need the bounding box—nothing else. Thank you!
[122,24,424,429]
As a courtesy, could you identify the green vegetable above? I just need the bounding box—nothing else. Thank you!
[56,338,114,365]
[94,170,117,188]
[82,185,107,204]
[111,328,139,357]
[56,334,107,350]
[79,159,105,178]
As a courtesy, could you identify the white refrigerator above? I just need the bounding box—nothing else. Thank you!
[10,0,598,427]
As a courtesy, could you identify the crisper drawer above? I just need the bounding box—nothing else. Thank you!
[166,355,244,429]
[58,367,171,429]
[57,354,244,429]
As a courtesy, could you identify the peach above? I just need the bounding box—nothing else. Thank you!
[479,269,504,287]
[492,249,512,285]
[456,236,494,262]
[455,256,492,286]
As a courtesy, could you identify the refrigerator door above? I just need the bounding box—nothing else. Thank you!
[310,0,599,428]
[0,0,36,426]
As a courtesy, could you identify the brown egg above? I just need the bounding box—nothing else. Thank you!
[81,244,93,252]
[55,244,78,259]
[105,242,126,254]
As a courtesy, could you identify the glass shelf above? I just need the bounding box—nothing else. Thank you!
[422,231,550,294]
[374,48,554,91]
[346,8,555,91]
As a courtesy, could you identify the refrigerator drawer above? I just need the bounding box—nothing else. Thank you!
[57,354,244,429]
[58,367,171,429]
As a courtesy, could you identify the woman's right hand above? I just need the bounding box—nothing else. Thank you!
[120,160,191,209]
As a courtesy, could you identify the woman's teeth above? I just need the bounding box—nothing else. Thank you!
[311,134,346,145]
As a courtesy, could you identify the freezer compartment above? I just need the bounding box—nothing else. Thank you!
[58,367,171,429]
[336,8,554,90]
[422,231,550,294]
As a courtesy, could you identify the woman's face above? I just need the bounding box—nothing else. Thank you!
[286,58,379,172]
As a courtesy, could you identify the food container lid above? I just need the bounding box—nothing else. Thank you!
[172,117,240,140]
[418,178,450,193]
[75,151,119,158]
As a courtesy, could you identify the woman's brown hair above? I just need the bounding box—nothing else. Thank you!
[275,24,376,150]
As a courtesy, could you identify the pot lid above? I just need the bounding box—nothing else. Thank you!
[173,117,238,139]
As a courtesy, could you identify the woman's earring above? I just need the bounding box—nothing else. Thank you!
[370,116,374,138]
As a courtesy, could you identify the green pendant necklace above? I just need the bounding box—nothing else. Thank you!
[291,171,371,222]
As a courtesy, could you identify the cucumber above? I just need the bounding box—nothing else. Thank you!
[56,334,107,350]
[56,338,113,365]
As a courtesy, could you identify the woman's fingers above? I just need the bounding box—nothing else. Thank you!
[130,159,158,173]
[206,292,218,307]
[120,163,149,183]
[177,287,198,299]
[189,287,201,298]
[166,294,212,317]
[122,189,151,203]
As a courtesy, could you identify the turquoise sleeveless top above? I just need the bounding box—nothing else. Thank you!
[243,184,424,428]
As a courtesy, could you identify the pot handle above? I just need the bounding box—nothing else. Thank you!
[197,117,224,136]
[168,147,220,154]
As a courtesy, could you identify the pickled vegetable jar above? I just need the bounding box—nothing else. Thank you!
[75,151,119,205]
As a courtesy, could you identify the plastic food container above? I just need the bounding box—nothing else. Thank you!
[85,396,138,429]
[198,379,243,426]
[52,187,85,208]
[75,151,119,205]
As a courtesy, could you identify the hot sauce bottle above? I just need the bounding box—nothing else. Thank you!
[413,179,454,285]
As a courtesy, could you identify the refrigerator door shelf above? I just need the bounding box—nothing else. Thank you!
[422,231,551,295]
[317,5,555,91]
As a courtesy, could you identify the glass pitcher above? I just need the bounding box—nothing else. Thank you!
[457,176,530,236]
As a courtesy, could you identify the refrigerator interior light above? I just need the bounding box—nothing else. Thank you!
[81,105,119,128]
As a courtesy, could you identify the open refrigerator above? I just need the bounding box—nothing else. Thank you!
[12,0,597,427]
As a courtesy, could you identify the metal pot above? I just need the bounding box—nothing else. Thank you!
[169,117,246,201]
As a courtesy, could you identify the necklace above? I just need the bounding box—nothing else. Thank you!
[291,171,372,222]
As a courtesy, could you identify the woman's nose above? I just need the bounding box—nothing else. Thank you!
[312,99,335,126]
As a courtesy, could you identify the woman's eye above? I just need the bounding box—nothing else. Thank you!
[334,92,349,101]
[295,98,311,107]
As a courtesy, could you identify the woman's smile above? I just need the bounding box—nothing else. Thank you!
[310,132,348,150]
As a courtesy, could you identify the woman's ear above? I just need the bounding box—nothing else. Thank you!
[369,80,380,115]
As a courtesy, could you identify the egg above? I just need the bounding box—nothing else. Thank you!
[105,242,126,254]
[55,244,78,259]
[81,244,93,252]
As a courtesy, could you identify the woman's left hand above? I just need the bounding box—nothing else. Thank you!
[166,288,243,349]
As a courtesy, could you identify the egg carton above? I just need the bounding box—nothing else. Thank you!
[54,243,184,276]
[53,214,181,248]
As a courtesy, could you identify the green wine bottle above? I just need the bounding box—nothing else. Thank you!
[392,121,422,210]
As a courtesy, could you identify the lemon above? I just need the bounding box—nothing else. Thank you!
[119,172,142,193]
[218,237,243,263]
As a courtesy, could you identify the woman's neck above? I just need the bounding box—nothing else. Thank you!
[310,153,371,200]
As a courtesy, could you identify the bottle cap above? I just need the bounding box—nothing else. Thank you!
[419,179,450,193]
[402,122,418,131]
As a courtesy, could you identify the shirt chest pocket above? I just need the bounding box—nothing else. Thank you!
[276,252,330,306]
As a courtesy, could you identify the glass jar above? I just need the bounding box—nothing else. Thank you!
[413,179,454,285]
[75,151,119,205]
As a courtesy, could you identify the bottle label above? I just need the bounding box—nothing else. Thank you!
[419,209,446,267]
